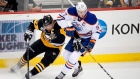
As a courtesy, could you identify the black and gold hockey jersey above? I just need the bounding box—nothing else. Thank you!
[27,19,66,49]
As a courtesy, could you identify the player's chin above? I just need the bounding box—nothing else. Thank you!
[79,16,84,18]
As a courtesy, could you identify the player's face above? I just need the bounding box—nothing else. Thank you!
[45,23,53,31]
[77,10,86,18]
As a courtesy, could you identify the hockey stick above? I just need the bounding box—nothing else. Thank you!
[88,53,114,79]
[73,37,114,79]
[26,39,30,79]
[80,44,113,79]
[79,43,114,79]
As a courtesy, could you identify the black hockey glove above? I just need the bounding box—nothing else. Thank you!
[73,38,82,52]
[24,30,33,42]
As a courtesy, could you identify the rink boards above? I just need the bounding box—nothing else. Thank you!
[0,8,140,68]
[0,52,140,68]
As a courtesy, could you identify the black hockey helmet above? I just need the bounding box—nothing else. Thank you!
[42,15,53,26]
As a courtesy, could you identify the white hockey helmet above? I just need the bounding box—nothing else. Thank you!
[76,2,87,11]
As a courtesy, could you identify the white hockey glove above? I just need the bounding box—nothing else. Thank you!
[24,30,33,42]
[73,38,82,52]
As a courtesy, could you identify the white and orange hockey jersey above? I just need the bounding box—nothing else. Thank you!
[56,7,102,41]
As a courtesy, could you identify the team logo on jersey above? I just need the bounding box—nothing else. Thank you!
[72,22,83,31]
[98,19,107,39]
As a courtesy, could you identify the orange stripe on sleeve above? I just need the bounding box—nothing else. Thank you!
[66,28,75,31]
[90,39,96,43]
[57,16,61,18]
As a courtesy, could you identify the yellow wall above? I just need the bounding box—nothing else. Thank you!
[1,53,140,68]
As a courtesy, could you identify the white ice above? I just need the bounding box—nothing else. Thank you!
[0,62,140,79]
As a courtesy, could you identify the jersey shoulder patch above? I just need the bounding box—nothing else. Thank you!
[84,12,97,25]
[67,7,78,16]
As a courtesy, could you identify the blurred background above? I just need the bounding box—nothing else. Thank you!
[0,0,140,12]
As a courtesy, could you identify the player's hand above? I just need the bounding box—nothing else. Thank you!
[85,42,94,52]
[73,38,82,51]
[85,46,92,52]
[24,30,33,42]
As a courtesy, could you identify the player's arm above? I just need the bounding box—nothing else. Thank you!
[64,26,75,37]
[49,22,66,46]
[26,20,35,31]
[24,19,39,41]
[49,29,66,46]
[49,34,66,46]
[56,7,77,37]
[56,8,73,28]
[86,21,102,52]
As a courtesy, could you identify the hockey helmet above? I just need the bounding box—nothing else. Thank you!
[76,2,87,12]
[42,15,53,26]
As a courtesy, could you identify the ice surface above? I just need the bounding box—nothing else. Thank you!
[0,62,140,79]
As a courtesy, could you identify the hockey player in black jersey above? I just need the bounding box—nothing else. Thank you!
[10,15,66,79]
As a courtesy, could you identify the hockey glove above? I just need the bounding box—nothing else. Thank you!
[65,27,75,37]
[85,40,95,52]
[24,29,33,42]
[73,38,82,51]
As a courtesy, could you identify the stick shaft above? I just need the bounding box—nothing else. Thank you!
[27,39,30,79]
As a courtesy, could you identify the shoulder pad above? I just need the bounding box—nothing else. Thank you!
[67,7,78,16]
[38,19,43,26]
[33,19,38,25]
[84,12,97,25]
[33,19,39,30]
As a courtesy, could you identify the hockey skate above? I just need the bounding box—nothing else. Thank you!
[72,61,83,78]
[55,72,65,79]
[10,63,23,72]
[23,72,32,79]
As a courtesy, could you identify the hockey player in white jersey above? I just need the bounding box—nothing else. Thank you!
[55,1,102,79]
